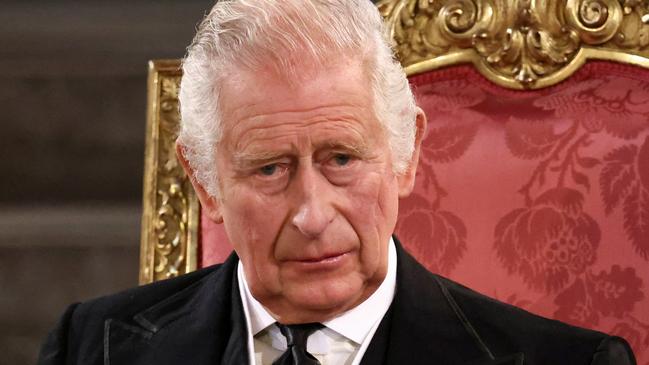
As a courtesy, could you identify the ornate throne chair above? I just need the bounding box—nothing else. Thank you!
[140,0,649,361]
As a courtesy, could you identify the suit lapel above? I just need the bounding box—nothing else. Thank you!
[104,253,249,365]
[367,238,524,365]
[478,353,524,365]
[220,267,249,365]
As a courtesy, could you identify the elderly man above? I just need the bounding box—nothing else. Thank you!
[39,1,636,364]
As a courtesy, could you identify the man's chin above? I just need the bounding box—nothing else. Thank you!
[274,280,370,323]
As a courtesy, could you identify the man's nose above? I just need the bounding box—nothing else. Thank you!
[291,163,336,238]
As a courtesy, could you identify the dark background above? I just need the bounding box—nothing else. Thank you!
[0,1,213,363]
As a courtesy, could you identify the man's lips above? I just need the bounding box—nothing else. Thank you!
[284,250,352,264]
[296,251,349,263]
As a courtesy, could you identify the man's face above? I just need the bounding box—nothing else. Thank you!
[191,59,420,323]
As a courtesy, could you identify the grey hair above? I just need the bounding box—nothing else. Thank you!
[178,0,417,198]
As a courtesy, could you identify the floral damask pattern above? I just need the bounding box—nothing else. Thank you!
[535,77,649,139]
[601,138,649,259]
[498,68,649,362]
[554,265,645,326]
[554,278,600,327]
[588,265,644,318]
[395,79,486,275]
[401,62,649,363]
[397,193,467,274]
[494,188,600,293]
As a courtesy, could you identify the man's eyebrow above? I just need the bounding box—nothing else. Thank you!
[319,140,370,156]
[232,150,289,168]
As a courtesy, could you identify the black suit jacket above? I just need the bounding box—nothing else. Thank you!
[38,239,636,365]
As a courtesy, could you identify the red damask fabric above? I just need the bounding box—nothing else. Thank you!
[399,62,649,362]
[201,61,649,362]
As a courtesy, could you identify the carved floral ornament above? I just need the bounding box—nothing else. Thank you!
[377,0,649,89]
[140,61,198,284]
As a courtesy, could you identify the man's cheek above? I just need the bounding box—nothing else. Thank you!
[247,198,289,239]
[345,176,390,221]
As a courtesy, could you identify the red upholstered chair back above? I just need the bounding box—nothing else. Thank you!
[400,63,649,361]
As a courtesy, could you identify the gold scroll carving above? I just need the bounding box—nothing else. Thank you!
[378,0,649,89]
[140,60,198,284]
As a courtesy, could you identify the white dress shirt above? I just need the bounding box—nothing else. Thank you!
[237,238,397,365]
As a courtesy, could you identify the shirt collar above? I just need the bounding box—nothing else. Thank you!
[238,237,397,345]
[238,262,276,335]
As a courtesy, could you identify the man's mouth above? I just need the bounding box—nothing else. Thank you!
[298,251,349,263]
[286,250,352,269]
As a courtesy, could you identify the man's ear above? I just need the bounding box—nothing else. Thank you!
[397,107,427,197]
[175,142,223,223]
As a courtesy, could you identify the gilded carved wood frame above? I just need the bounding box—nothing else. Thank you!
[139,0,649,284]
[140,60,198,284]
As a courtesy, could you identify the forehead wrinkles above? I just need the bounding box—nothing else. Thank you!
[228,109,375,153]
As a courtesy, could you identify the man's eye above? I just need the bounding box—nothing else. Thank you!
[333,154,351,166]
[259,164,278,176]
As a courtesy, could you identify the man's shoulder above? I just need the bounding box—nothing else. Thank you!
[64,265,228,337]
[77,263,223,320]
[433,274,634,361]
[39,262,236,365]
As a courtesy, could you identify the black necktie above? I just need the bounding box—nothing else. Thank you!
[272,322,324,365]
